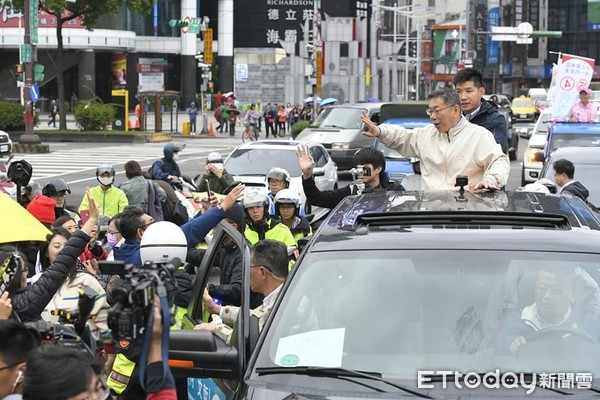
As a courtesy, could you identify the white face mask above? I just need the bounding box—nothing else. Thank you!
[172,154,180,161]
[98,176,113,186]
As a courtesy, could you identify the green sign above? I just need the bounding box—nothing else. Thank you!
[30,0,39,44]
[20,44,32,63]
[34,64,45,82]
[189,18,201,34]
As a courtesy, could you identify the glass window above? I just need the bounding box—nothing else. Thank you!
[253,249,600,391]
[550,134,600,152]
[225,149,302,177]
[312,107,363,129]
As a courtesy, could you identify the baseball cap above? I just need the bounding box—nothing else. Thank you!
[580,87,592,95]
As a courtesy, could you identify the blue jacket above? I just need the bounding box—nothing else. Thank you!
[181,206,226,248]
[113,239,143,267]
[470,99,509,154]
[151,158,182,182]
[113,207,226,267]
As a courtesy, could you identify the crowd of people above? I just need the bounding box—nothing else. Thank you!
[2,66,598,399]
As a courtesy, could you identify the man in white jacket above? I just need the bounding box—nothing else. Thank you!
[361,88,510,190]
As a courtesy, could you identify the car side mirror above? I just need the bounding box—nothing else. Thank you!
[312,167,325,177]
[533,151,545,162]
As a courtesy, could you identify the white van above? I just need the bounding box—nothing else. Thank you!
[528,88,548,102]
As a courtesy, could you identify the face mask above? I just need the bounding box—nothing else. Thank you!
[98,176,113,186]
[106,233,118,246]
[172,154,180,161]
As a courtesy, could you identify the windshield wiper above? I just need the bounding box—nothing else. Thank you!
[319,124,345,129]
[256,366,434,398]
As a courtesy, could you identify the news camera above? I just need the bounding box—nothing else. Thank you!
[107,259,179,341]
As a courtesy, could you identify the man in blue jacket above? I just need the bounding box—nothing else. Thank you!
[453,68,508,154]
[114,184,245,267]
[151,142,185,189]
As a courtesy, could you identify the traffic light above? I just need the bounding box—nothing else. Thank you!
[168,19,188,28]
[15,64,23,81]
[408,42,418,58]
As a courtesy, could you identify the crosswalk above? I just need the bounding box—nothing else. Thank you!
[13,141,239,182]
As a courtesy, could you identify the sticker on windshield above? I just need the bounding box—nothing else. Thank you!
[275,328,345,368]
[279,354,300,366]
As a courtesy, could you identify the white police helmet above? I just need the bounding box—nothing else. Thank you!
[274,188,301,208]
[266,167,291,185]
[241,189,269,209]
[140,221,187,264]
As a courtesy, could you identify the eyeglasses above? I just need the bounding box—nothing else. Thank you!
[139,220,155,231]
[0,362,21,372]
[107,230,120,235]
[425,105,455,116]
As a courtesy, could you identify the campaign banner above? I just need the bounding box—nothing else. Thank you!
[487,4,500,65]
[552,54,595,120]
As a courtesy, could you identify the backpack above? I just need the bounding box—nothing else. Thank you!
[153,180,189,226]
[147,180,164,221]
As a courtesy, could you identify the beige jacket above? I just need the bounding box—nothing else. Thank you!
[379,118,510,190]
[214,287,281,345]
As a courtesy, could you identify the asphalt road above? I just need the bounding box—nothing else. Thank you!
[11,122,534,207]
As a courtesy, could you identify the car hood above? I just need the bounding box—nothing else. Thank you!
[511,106,536,114]
[528,133,547,147]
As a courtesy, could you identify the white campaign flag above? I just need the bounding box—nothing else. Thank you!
[552,53,595,120]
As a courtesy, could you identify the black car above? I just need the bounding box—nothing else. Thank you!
[170,189,600,399]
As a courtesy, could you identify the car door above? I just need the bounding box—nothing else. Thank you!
[171,221,252,399]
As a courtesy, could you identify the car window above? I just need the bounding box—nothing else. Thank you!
[310,146,327,168]
[253,249,600,384]
[550,133,600,152]
[513,100,534,107]
[535,114,553,135]
[188,229,246,323]
[226,148,302,177]
[312,107,363,129]
[370,112,381,125]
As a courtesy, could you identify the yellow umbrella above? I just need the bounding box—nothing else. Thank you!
[0,193,51,244]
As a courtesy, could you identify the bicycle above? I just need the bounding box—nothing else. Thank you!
[242,123,257,143]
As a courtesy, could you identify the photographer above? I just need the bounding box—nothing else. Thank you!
[298,145,403,210]
[0,319,38,399]
[10,189,100,322]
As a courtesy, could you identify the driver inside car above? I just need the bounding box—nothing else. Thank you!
[499,267,600,354]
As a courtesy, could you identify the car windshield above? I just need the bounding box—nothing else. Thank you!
[225,148,302,176]
[513,100,533,108]
[542,163,600,205]
[312,107,363,129]
[253,250,600,390]
[535,115,553,135]
[549,134,600,152]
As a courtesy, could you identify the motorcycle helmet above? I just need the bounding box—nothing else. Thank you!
[140,221,188,264]
[163,142,186,159]
[266,167,291,187]
[242,190,269,209]
[274,188,301,217]
[42,178,71,197]
[96,163,115,177]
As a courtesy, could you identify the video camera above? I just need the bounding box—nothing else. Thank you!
[108,259,179,341]
[24,285,100,357]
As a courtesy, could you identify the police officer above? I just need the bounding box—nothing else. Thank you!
[242,189,295,248]
[42,178,74,219]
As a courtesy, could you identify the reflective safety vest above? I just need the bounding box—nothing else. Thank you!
[172,306,188,330]
[107,353,135,394]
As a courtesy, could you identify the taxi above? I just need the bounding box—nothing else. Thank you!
[511,96,537,122]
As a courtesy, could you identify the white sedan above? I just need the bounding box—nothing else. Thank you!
[224,140,338,222]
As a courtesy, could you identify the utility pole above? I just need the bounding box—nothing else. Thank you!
[20,0,40,143]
